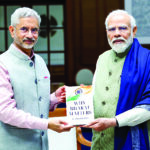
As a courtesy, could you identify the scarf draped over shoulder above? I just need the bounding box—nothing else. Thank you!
[115,38,150,150]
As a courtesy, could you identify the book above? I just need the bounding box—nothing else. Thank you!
[66,85,94,126]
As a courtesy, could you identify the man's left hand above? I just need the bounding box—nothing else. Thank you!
[55,85,66,103]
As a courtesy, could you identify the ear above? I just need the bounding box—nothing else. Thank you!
[9,26,15,38]
[132,26,137,37]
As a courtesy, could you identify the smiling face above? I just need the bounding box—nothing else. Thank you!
[9,17,39,56]
[106,13,137,53]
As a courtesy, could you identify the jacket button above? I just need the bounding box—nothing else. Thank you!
[101,133,104,137]
[35,79,37,84]
[109,71,112,76]
[105,86,109,91]
[114,59,117,62]
[39,96,42,101]
[41,131,44,136]
[29,62,33,67]
[102,101,106,105]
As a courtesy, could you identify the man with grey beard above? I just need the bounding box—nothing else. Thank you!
[83,9,150,150]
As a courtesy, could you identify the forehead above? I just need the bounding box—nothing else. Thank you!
[17,17,39,28]
[108,14,130,27]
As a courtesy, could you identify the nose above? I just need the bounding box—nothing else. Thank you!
[114,28,121,38]
[26,30,34,38]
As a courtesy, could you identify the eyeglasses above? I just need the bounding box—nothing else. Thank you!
[107,25,129,33]
[19,27,40,35]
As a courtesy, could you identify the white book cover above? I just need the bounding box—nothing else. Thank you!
[66,85,94,126]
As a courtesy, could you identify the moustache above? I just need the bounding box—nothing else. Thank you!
[111,37,127,44]
[23,38,35,43]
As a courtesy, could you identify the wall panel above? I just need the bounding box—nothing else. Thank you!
[65,0,124,85]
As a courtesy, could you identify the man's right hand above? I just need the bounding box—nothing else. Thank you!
[48,118,73,133]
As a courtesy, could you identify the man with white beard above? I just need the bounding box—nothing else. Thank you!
[83,10,150,150]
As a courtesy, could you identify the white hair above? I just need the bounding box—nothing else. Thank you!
[11,7,41,27]
[105,9,136,29]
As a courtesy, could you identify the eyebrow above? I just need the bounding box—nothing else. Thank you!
[107,24,128,29]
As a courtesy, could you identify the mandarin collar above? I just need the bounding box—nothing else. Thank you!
[8,44,35,61]
[114,45,132,58]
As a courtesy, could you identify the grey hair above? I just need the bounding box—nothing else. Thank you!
[11,7,41,27]
[105,9,136,29]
